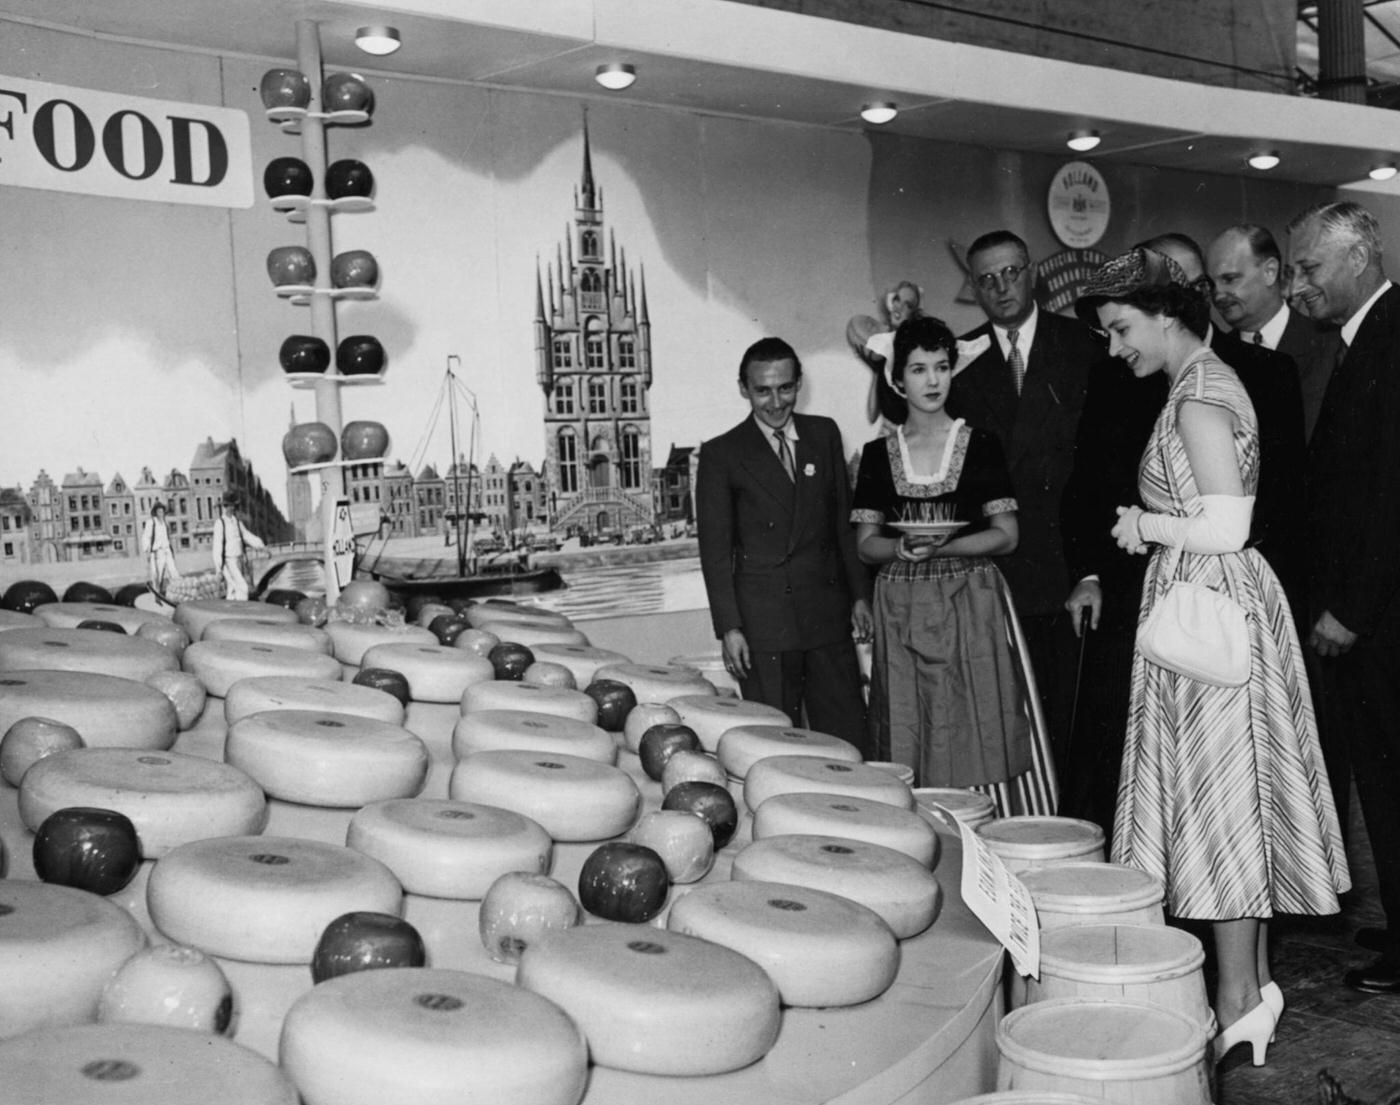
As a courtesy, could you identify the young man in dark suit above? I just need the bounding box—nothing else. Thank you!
[695,338,873,752]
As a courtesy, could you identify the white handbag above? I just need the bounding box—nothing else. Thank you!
[1136,541,1250,687]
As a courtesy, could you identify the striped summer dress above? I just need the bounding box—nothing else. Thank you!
[1113,350,1350,919]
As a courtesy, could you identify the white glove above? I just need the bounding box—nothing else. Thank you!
[1131,494,1254,554]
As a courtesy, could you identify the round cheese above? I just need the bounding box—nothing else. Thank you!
[744,755,914,813]
[460,681,598,724]
[19,748,267,858]
[752,792,940,867]
[0,881,147,1037]
[34,602,166,634]
[0,670,177,751]
[223,675,404,726]
[0,609,44,632]
[731,834,943,939]
[324,621,437,667]
[453,709,615,764]
[464,604,571,630]
[668,694,791,752]
[475,622,589,649]
[517,922,780,1075]
[528,644,631,687]
[171,600,297,641]
[147,835,402,964]
[0,627,179,682]
[667,651,741,696]
[667,879,898,1007]
[182,639,343,697]
[592,662,716,704]
[360,642,494,703]
[202,617,334,655]
[347,799,553,900]
[225,709,428,808]
[448,750,639,842]
[717,723,862,779]
[280,967,587,1105]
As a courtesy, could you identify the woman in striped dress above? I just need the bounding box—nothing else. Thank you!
[1076,248,1349,1067]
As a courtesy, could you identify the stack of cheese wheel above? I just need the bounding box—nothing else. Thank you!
[0,881,147,1037]
[0,627,178,682]
[172,600,297,642]
[452,710,616,764]
[449,749,639,842]
[347,799,553,898]
[667,880,899,1007]
[202,617,334,655]
[975,816,1106,875]
[360,642,493,703]
[34,602,166,634]
[225,710,429,807]
[913,787,997,832]
[0,670,177,751]
[732,834,942,939]
[280,968,588,1105]
[325,622,437,668]
[0,1023,298,1105]
[528,643,630,687]
[19,748,267,857]
[183,639,342,698]
[743,755,914,813]
[460,681,598,724]
[667,695,791,752]
[517,923,781,1075]
[224,675,406,726]
[717,723,862,780]
[147,835,402,963]
[1017,863,1166,932]
[751,792,940,867]
[591,662,715,703]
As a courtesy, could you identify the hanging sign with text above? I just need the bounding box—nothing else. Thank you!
[0,76,252,208]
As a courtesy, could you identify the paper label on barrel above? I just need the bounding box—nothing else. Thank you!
[957,817,1040,977]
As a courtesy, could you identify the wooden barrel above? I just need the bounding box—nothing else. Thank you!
[996,997,1211,1104]
[1018,863,1165,931]
[950,1093,1102,1104]
[912,787,995,832]
[866,761,916,787]
[976,816,1105,874]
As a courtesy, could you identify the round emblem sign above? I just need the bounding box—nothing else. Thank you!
[1047,160,1110,249]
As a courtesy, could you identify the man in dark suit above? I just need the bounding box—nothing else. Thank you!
[1289,200,1400,994]
[696,337,873,752]
[946,230,1099,773]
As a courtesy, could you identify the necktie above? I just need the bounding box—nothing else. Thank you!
[1008,328,1025,395]
[774,429,795,481]
[1251,331,1265,347]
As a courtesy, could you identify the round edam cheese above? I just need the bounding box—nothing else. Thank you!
[475,622,588,649]
[717,723,862,779]
[731,834,943,939]
[452,709,615,764]
[223,675,405,726]
[668,694,791,752]
[517,922,780,1075]
[464,605,571,631]
[280,968,587,1105]
[347,799,553,900]
[225,710,428,808]
[448,750,639,842]
[752,791,940,867]
[19,748,267,858]
[360,642,494,703]
[528,644,630,687]
[667,879,898,1007]
[0,670,177,751]
[147,835,402,963]
[0,881,147,1037]
[324,622,437,667]
[0,627,178,682]
[183,639,343,697]
[202,617,334,655]
[460,681,598,724]
[592,662,715,704]
[171,600,298,642]
[34,602,166,634]
[743,754,914,813]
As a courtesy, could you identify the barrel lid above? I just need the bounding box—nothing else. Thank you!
[997,997,1207,1076]
[912,787,995,821]
[1019,862,1163,912]
[976,816,1104,857]
[950,1093,1104,1104]
[1039,923,1205,983]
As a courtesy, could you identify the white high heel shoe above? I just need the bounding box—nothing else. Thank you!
[1259,981,1284,1042]
[1213,1000,1277,1067]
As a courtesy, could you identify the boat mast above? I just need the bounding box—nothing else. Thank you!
[446,354,467,577]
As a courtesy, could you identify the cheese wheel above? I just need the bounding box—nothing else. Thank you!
[668,651,741,696]
[0,670,177,751]
[147,835,402,963]
[448,750,639,842]
[19,748,267,858]
[744,755,915,813]
[717,723,862,779]
[225,709,428,808]
[281,967,587,1105]
[171,600,297,641]
[475,622,589,649]
[0,627,179,682]
[460,681,598,724]
[223,675,405,726]
[347,799,553,899]
[0,881,147,1037]
[324,621,437,667]
[667,879,898,1007]
[34,602,166,634]
[731,834,943,939]
[668,694,790,752]
[0,1023,297,1104]
[202,617,334,654]
[464,604,571,630]
[182,639,342,697]
[360,642,494,703]
[591,662,716,703]
[752,792,941,867]
[528,644,631,687]
[0,609,44,632]
[517,922,780,1075]
[452,709,616,764]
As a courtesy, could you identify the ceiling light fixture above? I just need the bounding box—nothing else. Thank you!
[594,63,637,91]
[354,26,401,56]
[1369,163,1398,181]
[860,102,898,125]
[1067,129,1101,153]
[1247,150,1280,171]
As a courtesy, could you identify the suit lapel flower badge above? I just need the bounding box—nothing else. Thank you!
[803,463,816,477]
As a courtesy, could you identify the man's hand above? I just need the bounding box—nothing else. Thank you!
[1065,579,1102,635]
[721,628,751,680]
[851,599,874,643]
[1309,610,1358,658]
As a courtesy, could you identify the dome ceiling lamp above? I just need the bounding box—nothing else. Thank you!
[595,63,637,91]
[354,25,402,56]
[1066,128,1101,152]
[860,102,898,125]
[1247,150,1281,171]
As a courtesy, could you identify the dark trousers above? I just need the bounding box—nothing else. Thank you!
[1018,609,1078,790]
[741,638,870,757]
[1059,617,1137,848]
